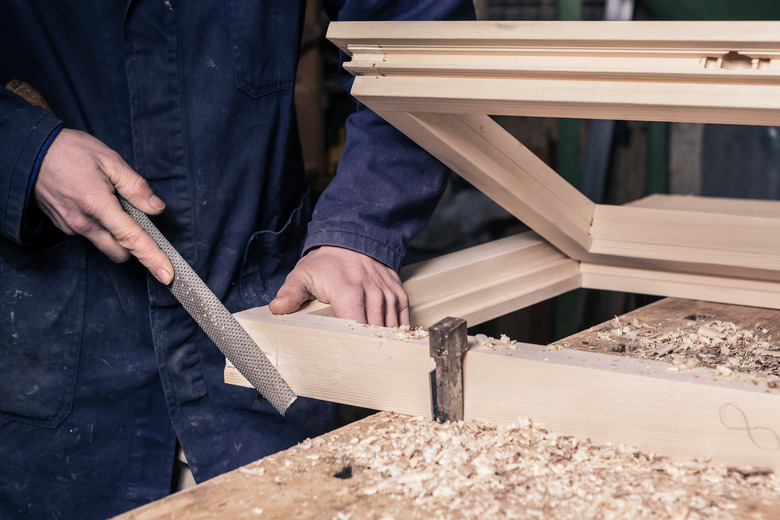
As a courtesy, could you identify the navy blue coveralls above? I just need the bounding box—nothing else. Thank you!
[0,1,474,518]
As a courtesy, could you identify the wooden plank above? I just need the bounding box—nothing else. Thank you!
[353,76,780,126]
[589,204,780,279]
[343,48,780,83]
[464,340,780,470]
[581,262,780,310]
[630,193,780,219]
[227,304,780,471]
[375,111,595,258]
[400,232,566,305]
[401,232,581,327]
[230,308,434,417]
[328,21,780,51]
[332,21,780,126]
[408,257,579,329]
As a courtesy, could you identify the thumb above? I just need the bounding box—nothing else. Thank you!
[269,277,314,315]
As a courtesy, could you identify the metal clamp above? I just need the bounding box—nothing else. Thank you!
[429,316,469,422]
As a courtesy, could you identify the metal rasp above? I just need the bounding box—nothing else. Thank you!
[120,197,297,416]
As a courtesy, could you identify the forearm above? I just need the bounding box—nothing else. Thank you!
[303,108,449,272]
[307,0,476,270]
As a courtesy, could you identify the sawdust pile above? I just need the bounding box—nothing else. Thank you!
[369,324,430,341]
[555,316,780,379]
[294,413,780,520]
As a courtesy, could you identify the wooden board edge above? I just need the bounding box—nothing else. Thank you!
[464,342,780,470]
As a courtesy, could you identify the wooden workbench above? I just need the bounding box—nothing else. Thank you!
[115,299,780,519]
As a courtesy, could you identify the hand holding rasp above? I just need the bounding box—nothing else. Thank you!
[119,197,297,416]
[5,80,295,415]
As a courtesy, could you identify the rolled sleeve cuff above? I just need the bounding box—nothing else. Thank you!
[23,122,63,239]
[3,111,63,244]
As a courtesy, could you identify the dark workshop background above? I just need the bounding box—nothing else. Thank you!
[294,0,780,346]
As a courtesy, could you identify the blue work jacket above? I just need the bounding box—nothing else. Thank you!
[0,1,474,518]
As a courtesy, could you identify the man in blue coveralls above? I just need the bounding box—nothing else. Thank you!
[0,0,475,518]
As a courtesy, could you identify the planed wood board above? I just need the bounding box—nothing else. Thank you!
[227,306,780,471]
[589,204,780,278]
[333,21,780,126]
[354,76,780,126]
[230,307,435,417]
[580,262,780,310]
[465,341,780,470]
[375,111,595,259]
[327,20,780,51]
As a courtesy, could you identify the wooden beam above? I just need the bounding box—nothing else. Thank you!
[353,76,780,126]
[630,193,780,218]
[328,21,780,52]
[409,257,579,329]
[581,262,780,310]
[229,308,434,417]
[464,340,780,470]
[331,21,780,126]
[589,204,780,280]
[375,111,595,259]
[227,310,780,471]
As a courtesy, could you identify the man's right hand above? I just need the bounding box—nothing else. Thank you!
[35,128,174,285]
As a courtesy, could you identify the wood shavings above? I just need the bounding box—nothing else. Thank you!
[368,324,429,341]
[278,413,780,520]
[473,333,517,350]
[554,310,780,386]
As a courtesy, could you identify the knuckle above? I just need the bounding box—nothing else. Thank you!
[364,289,387,311]
[125,173,151,194]
[342,286,366,307]
[67,213,96,236]
[96,147,123,166]
[81,196,113,220]
[396,291,410,310]
[115,227,145,252]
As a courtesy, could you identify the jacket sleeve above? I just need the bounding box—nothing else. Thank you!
[304,0,476,272]
[0,86,63,245]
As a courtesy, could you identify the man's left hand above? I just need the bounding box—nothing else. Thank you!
[269,246,410,327]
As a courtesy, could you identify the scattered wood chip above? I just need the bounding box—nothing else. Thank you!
[282,413,780,519]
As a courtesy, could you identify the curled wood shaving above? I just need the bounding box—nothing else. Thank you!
[473,333,517,350]
[290,413,779,519]
[368,324,429,341]
[555,316,780,385]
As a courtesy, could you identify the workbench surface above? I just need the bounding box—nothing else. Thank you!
[115,299,780,520]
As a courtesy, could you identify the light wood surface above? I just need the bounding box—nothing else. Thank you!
[228,300,780,471]
[375,111,595,259]
[589,204,780,278]
[465,338,780,470]
[328,20,780,50]
[331,21,780,125]
[229,307,435,417]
